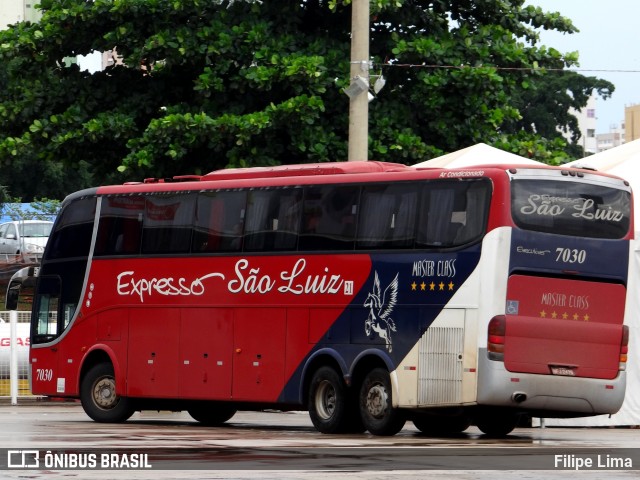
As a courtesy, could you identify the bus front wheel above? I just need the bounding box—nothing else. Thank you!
[359,368,406,436]
[80,363,134,423]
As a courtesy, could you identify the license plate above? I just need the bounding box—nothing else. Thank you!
[551,366,576,376]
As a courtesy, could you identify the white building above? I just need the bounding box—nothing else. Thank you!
[1,1,41,28]
[596,122,625,153]
[570,95,598,154]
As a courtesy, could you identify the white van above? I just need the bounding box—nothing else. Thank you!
[0,220,53,261]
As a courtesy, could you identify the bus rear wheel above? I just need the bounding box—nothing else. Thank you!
[80,363,134,423]
[308,366,355,434]
[188,404,237,425]
[359,368,405,436]
[413,414,471,435]
[474,411,520,437]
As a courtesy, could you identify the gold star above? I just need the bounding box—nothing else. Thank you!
[573,313,579,321]
[562,312,568,319]
[540,310,547,318]
[429,282,436,291]
[448,281,454,290]
[420,282,426,291]
[439,282,445,291]
[551,311,557,319]
[583,314,590,322]
[411,282,417,291]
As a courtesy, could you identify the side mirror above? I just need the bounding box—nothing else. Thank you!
[5,266,38,310]
[5,281,20,310]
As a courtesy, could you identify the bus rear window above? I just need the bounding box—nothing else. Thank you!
[511,179,631,239]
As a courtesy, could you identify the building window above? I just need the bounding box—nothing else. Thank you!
[587,109,595,118]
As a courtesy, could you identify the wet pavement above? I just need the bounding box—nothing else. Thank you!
[0,403,638,479]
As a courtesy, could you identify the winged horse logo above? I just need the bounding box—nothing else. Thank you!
[364,271,399,353]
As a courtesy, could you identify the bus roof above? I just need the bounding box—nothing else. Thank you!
[200,161,411,181]
[88,161,631,197]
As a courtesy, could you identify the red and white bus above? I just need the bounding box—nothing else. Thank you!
[9,161,632,436]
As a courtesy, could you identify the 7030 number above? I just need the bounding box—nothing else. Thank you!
[35,368,53,382]
[555,248,586,264]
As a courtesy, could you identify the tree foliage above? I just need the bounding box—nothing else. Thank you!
[0,198,60,220]
[0,0,613,200]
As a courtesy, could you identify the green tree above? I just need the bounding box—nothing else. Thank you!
[0,0,609,199]
[505,71,614,159]
[0,198,60,221]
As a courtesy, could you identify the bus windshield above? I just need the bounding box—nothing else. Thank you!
[511,178,631,239]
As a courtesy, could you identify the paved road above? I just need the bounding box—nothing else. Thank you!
[0,403,638,479]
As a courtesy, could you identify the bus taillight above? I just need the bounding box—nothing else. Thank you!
[488,315,506,361]
[620,325,629,371]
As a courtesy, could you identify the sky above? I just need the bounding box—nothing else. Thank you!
[526,0,640,133]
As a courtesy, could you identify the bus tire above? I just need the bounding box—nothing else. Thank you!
[80,362,134,423]
[359,368,405,436]
[413,414,471,435]
[474,411,519,437]
[188,404,237,425]
[308,366,351,434]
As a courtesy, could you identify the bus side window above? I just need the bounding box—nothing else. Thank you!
[299,185,359,251]
[244,188,301,252]
[358,186,393,248]
[244,190,276,251]
[274,189,302,251]
[141,193,196,254]
[95,196,144,256]
[193,191,246,253]
[453,180,491,244]
[357,183,417,249]
[417,180,490,248]
[418,188,456,247]
[391,190,418,247]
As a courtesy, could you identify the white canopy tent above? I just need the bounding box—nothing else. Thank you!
[414,143,544,168]
[416,143,640,427]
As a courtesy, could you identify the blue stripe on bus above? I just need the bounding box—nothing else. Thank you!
[279,246,483,404]
[509,229,629,282]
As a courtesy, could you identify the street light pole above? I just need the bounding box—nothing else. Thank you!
[348,0,370,161]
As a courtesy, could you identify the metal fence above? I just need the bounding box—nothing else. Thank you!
[0,311,32,400]
[0,211,56,401]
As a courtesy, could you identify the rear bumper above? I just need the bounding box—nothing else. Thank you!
[477,349,626,416]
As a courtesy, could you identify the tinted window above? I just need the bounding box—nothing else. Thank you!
[299,185,359,251]
[244,188,303,251]
[193,190,247,253]
[141,193,196,254]
[45,197,97,260]
[416,179,491,248]
[92,179,493,256]
[357,183,417,249]
[95,196,144,256]
[511,179,631,239]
